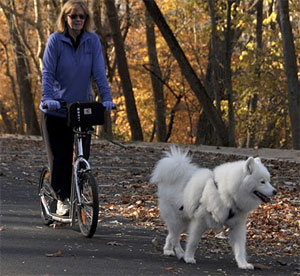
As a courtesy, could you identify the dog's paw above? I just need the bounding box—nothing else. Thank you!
[163,249,175,256]
[238,262,254,270]
[184,256,196,264]
[175,248,185,260]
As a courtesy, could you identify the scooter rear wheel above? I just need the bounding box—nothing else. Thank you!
[38,167,55,226]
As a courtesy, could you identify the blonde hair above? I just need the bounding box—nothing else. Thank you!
[57,0,95,33]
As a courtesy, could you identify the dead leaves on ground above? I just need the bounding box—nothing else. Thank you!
[107,241,123,246]
[151,237,162,252]
[100,181,161,229]
[45,249,63,257]
[1,138,299,259]
[96,146,300,258]
[100,181,300,257]
[247,188,300,257]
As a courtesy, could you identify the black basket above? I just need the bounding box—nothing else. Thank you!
[67,102,105,127]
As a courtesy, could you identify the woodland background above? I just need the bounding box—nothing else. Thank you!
[0,0,299,149]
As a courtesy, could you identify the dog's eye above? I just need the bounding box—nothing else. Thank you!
[260,180,265,184]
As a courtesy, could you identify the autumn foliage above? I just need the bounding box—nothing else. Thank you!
[0,0,299,148]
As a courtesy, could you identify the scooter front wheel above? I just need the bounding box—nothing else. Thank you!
[76,171,99,238]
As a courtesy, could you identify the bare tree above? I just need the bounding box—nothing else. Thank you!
[246,0,263,148]
[207,0,221,111]
[0,101,14,133]
[104,0,143,141]
[277,0,300,149]
[197,0,227,146]
[92,0,114,140]
[145,10,167,142]
[0,38,24,133]
[0,1,45,77]
[224,0,235,146]
[1,0,40,135]
[33,0,46,74]
[143,0,229,146]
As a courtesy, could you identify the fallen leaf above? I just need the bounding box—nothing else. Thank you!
[253,263,271,270]
[104,204,115,210]
[50,222,68,228]
[2,138,300,259]
[45,249,63,257]
[107,241,123,246]
[151,237,162,252]
[276,260,288,266]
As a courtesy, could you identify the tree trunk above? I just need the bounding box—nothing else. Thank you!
[145,10,167,142]
[0,38,24,134]
[143,0,229,146]
[199,0,227,145]
[224,0,235,147]
[92,1,114,140]
[277,0,300,149]
[195,113,218,145]
[33,0,45,75]
[3,0,40,135]
[207,0,221,111]
[0,101,14,133]
[104,0,143,141]
[246,0,263,148]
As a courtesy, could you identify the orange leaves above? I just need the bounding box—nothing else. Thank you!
[247,188,300,257]
[101,195,160,228]
[104,204,116,210]
[94,142,300,257]
[45,249,63,257]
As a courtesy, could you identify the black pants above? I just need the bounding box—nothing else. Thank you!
[40,112,91,201]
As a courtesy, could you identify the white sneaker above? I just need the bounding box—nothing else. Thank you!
[56,200,69,216]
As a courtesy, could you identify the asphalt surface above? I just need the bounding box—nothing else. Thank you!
[0,136,299,276]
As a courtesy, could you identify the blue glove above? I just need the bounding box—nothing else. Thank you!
[102,101,116,110]
[43,100,61,111]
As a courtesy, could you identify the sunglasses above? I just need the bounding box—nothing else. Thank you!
[67,14,86,20]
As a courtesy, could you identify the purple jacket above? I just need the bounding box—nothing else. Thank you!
[40,30,112,116]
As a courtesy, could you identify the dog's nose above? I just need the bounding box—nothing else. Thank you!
[273,190,277,195]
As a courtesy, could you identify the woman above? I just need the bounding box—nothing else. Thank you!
[40,0,115,215]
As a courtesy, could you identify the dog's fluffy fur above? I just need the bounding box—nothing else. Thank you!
[151,146,277,269]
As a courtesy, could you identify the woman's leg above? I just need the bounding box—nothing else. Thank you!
[83,133,91,160]
[40,112,74,201]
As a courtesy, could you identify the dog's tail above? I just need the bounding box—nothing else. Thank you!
[150,146,198,186]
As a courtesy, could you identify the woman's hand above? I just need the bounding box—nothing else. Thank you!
[102,101,116,110]
[43,100,61,110]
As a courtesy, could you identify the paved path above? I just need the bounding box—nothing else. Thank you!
[0,136,299,276]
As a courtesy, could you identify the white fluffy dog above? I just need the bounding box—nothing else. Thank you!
[151,146,277,269]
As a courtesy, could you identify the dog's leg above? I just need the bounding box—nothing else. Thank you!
[163,226,185,259]
[228,223,254,270]
[174,244,185,260]
[163,233,176,256]
[184,220,206,264]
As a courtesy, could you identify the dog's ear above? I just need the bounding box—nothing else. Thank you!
[245,157,255,175]
[254,157,262,164]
